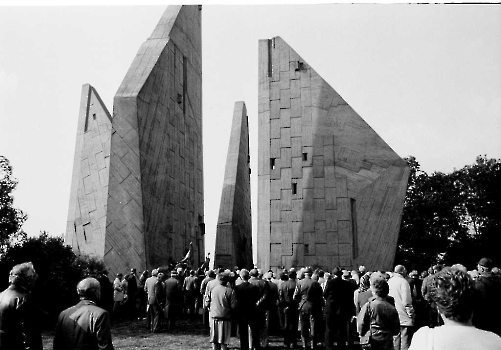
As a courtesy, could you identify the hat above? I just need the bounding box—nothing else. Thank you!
[249,269,259,277]
[303,267,313,275]
[342,270,350,277]
[263,272,272,280]
[478,257,493,270]
[171,270,178,276]
[332,267,342,277]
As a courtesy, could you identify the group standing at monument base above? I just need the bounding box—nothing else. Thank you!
[0,258,500,350]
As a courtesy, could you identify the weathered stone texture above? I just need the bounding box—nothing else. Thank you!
[66,84,112,257]
[66,6,204,276]
[106,5,204,274]
[258,37,409,272]
[214,102,253,269]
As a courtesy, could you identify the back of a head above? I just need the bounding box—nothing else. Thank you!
[394,265,406,274]
[433,264,443,273]
[151,269,158,277]
[9,262,37,289]
[240,269,250,281]
[249,269,259,278]
[370,275,389,297]
[332,267,342,278]
[431,267,474,323]
[478,257,493,272]
[288,270,297,279]
[220,272,230,285]
[77,277,101,302]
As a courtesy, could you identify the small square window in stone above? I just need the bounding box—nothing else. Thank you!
[303,152,308,161]
[304,244,309,255]
[292,182,297,195]
[270,158,276,170]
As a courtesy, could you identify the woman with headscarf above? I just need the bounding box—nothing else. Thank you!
[354,273,373,316]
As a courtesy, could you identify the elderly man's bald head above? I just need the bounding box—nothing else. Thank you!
[77,277,101,302]
[394,265,406,274]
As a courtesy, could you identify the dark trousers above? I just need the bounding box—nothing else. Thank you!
[325,313,350,350]
[239,315,261,350]
[284,306,299,347]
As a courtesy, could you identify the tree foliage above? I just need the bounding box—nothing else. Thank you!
[396,155,501,271]
[0,156,27,252]
[0,232,105,327]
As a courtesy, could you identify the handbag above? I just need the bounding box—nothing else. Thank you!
[359,301,372,350]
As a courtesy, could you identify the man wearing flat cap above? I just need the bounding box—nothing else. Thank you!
[164,270,183,331]
[0,262,42,350]
[54,277,114,350]
[249,268,270,349]
[234,269,260,350]
[324,267,356,350]
[294,267,324,350]
[473,257,501,336]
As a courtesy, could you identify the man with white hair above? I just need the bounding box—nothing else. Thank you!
[0,262,42,350]
[388,265,414,350]
[53,277,114,350]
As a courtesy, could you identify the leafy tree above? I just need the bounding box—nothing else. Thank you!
[0,156,27,252]
[396,155,500,272]
[0,232,106,326]
[445,156,501,266]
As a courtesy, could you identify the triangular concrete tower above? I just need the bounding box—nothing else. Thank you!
[214,102,253,269]
[66,6,204,276]
[66,84,112,257]
[258,37,409,271]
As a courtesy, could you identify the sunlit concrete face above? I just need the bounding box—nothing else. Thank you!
[66,6,204,275]
[214,102,253,270]
[65,84,112,258]
[257,37,409,272]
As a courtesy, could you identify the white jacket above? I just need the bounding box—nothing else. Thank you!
[388,273,414,326]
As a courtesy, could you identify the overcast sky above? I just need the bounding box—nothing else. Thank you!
[0,3,499,261]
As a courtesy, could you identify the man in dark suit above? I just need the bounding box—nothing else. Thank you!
[124,268,138,320]
[324,267,357,350]
[234,269,261,350]
[279,270,299,350]
[164,270,183,331]
[54,277,113,350]
[249,268,270,349]
[294,267,324,350]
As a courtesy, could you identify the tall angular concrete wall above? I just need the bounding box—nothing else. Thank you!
[66,6,204,276]
[258,37,409,272]
[66,84,112,257]
[106,5,203,274]
[214,102,253,269]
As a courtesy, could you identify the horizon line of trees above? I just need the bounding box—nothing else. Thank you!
[0,154,500,321]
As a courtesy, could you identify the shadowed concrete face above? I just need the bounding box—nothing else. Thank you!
[214,101,253,270]
[257,36,409,272]
[66,6,204,276]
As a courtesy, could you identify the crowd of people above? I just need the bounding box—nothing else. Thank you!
[0,257,500,350]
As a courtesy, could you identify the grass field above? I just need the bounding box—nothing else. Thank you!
[42,316,288,350]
